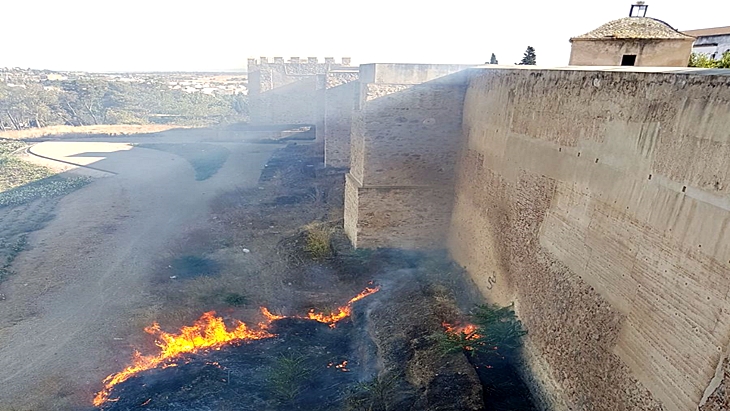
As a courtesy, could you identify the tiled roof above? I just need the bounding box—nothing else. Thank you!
[682,26,730,38]
[571,17,694,41]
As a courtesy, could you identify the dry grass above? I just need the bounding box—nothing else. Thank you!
[303,222,333,261]
[0,124,181,140]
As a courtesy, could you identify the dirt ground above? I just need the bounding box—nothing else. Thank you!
[0,128,280,410]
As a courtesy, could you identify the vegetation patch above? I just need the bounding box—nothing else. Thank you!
[435,304,535,411]
[137,143,230,181]
[267,353,314,404]
[0,140,91,208]
[302,223,333,261]
[0,234,28,283]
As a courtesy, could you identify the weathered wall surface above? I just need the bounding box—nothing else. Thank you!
[569,39,693,66]
[247,58,352,134]
[324,69,359,168]
[343,64,470,248]
[449,67,730,411]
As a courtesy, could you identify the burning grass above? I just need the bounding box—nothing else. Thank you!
[93,286,380,407]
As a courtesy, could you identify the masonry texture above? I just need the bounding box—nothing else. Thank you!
[255,58,730,410]
[247,57,352,136]
[343,64,470,248]
[324,69,359,167]
[449,67,730,411]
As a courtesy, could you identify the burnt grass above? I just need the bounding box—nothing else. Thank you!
[105,143,536,411]
[101,319,359,411]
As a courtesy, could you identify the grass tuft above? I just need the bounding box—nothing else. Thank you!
[267,353,313,404]
[303,223,332,261]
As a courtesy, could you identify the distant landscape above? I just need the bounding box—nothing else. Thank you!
[0,68,250,131]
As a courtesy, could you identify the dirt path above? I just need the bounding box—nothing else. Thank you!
[0,130,279,410]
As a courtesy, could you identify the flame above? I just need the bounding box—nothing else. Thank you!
[442,322,480,339]
[93,312,274,406]
[307,286,380,327]
[93,286,380,407]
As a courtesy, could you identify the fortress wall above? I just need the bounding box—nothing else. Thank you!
[343,64,470,248]
[247,58,351,132]
[324,70,359,167]
[448,67,730,411]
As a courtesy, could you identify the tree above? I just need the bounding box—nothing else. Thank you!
[689,51,730,68]
[518,46,537,65]
[489,53,498,65]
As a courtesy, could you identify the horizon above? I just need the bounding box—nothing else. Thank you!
[1,0,728,72]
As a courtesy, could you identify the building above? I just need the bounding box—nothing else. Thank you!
[569,3,694,67]
[683,26,730,59]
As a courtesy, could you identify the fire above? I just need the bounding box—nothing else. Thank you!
[442,322,480,339]
[93,286,380,407]
[306,286,380,327]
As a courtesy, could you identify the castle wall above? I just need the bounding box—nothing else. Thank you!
[324,69,359,168]
[449,67,730,411]
[247,57,352,135]
[343,64,471,248]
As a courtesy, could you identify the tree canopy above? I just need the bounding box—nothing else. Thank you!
[689,51,730,68]
[518,46,537,65]
[0,74,249,131]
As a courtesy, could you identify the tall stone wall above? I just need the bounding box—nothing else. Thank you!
[449,67,730,411]
[247,57,352,137]
[343,64,471,248]
[324,69,359,168]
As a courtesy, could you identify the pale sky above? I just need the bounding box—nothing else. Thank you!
[1,0,728,72]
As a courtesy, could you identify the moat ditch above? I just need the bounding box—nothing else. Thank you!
[92,143,537,411]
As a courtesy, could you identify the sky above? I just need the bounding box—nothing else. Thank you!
[1,0,728,72]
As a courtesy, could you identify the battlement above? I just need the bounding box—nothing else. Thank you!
[247,57,352,68]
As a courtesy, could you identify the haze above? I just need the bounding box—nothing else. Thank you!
[2,0,729,72]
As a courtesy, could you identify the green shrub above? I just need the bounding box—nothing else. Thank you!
[435,303,527,358]
[267,354,313,404]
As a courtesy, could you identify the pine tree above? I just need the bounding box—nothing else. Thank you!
[489,53,498,64]
[518,46,537,65]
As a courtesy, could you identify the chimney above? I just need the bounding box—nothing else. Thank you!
[308,57,318,64]
[324,57,335,64]
[274,57,284,64]
[342,57,352,66]
[629,1,648,17]
[289,57,300,64]
[260,57,268,64]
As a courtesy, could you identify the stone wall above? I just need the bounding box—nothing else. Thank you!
[569,39,694,67]
[449,67,730,411]
[247,57,352,135]
[324,69,359,168]
[343,64,471,248]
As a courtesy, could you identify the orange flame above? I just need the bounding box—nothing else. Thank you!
[93,286,380,407]
[307,286,380,327]
[442,322,480,339]
[93,312,274,406]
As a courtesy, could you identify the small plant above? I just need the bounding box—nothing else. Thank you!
[267,353,313,404]
[435,303,527,359]
[222,292,248,307]
[344,375,398,411]
[303,223,332,261]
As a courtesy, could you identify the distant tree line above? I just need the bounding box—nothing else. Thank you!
[0,77,249,131]
[485,46,537,66]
